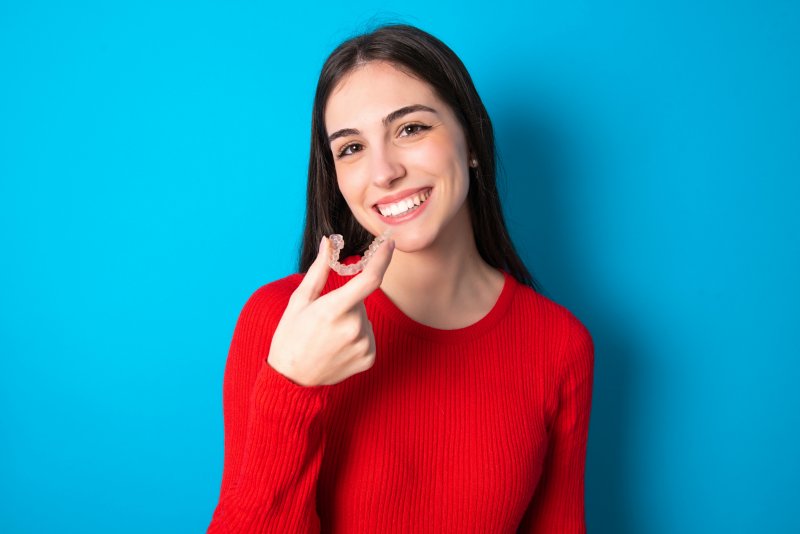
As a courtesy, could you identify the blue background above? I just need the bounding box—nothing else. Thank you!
[2,1,798,532]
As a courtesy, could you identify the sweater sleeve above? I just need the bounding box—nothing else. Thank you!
[207,278,331,533]
[518,316,595,533]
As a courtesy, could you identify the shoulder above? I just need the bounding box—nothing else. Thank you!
[236,265,354,322]
[511,281,594,357]
[235,273,305,329]
[247,272,305,306]
[511,284,594,403]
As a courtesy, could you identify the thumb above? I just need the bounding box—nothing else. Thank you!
[293,236,332,305]
[362,234,395,283]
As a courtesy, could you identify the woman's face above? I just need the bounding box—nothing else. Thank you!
[324,61,473,252]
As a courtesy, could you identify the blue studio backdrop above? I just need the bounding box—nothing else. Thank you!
[1,1,798,532]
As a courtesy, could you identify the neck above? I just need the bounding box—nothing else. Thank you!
[380,206,497,306]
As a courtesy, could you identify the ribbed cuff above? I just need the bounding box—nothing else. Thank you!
[251,360,331,428]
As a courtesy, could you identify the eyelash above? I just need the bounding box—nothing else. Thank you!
[400,123,431,137]
[335,123,432,159]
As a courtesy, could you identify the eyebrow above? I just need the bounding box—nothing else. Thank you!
[327,104,438,144]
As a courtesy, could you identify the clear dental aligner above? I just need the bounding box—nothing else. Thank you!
[328,229,393,276]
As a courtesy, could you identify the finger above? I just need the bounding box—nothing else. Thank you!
[354,301,369,330]
[327,234,395,311]
[292,236,332,305]
[359,321,377,372]
[365,319,376,356]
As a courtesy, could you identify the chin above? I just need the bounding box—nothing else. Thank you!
[391,229,438,253]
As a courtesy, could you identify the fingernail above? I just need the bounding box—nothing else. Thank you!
[319,236,327,250]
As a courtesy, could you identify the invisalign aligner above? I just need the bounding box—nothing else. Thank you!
[328,229,393,276]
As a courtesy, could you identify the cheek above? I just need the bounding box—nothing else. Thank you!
[335,165,374,228]
[335,165,363,203]
[408,131,468,174]
[408,138,469,193]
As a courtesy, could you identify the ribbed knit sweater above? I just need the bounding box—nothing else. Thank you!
[207,264,595,533]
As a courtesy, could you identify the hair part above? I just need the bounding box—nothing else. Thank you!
[298,24,541,292]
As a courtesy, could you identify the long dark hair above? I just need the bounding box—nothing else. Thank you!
[298,24,540,291]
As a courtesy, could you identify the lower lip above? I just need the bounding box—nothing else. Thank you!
[374,189,432,225]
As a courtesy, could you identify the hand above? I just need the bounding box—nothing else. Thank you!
[266,234,395,386]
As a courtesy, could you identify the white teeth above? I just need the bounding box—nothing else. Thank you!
[376,189,431,217]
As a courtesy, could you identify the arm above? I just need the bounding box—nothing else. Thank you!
[207,280,330,533]
[518,318,595,533]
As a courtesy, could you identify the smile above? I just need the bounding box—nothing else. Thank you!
[374,188,432,218]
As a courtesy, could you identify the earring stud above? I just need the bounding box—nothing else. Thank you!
[469,158,478,168]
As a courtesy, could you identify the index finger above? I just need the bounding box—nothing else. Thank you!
[290,236,332,307]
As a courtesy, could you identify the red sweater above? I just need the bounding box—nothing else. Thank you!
[207,265,594,533]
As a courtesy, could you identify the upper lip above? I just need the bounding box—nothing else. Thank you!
[372,187,432,208]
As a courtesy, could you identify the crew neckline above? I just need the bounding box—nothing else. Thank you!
[368,270,517,343]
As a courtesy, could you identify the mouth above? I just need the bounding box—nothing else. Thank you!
[373,187,432,218]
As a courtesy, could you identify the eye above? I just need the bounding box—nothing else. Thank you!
[336,143,363,159]
[399,123,431,137]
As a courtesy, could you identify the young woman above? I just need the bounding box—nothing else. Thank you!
[208,24,594,533]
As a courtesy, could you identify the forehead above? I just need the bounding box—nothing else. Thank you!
[324,61,443,132]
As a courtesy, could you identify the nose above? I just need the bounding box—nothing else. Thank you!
[368,143,405,188]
